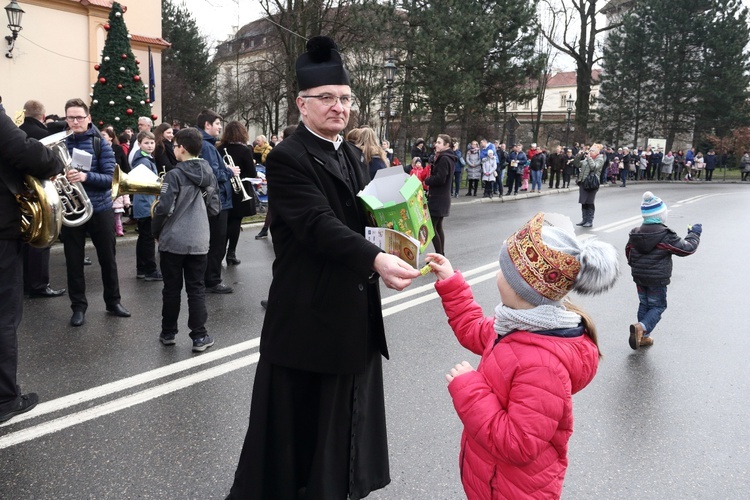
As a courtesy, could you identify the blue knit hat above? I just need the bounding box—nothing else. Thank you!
[641,191,667,223]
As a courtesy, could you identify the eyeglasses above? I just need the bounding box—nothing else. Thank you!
[300,94,353,108]
[65,116,88,122]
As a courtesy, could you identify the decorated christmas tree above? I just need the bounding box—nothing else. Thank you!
[90,1,154,131]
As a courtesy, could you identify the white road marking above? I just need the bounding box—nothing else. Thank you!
[1,338,260,428]
[0,354,260,450]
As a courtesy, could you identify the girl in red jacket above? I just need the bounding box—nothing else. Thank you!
[426,212,619,499]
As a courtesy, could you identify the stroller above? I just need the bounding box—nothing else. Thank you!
[250,165,268,213]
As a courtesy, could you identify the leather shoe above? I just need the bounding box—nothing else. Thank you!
[28,286,66,298]
[70,311,85,327]
[207,283,233,294]
[0,393,39,423]
[260,299,268,309]
[106,303,131,317]
[83,257,92,266]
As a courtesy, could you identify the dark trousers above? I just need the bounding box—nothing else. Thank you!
[61,210,121,313]
[548,169,562,188]
[466,179,479,195]
[205,209,229,288]
[506,171,521,194]
[563,172,572,187]
[451,171,462,196]
[22,244,51,293]
[0,240,22,412]
[136,217,158,275]
[227,216,243,256]
[432,216,445,255]
[160,251,208,339]
[705,168,714,181]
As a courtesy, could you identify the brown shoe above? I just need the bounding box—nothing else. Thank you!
[640,336,654,347]
[629,323,644,350]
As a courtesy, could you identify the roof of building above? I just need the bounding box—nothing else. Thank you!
[130,34,171,48]
[76,0,116,8]
[547,69,602,87]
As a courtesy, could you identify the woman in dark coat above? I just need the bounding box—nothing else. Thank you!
[575,143,605,228]
[424,134,456,255]
[217,121,256,265]
[101,127,128,173]
[153,123,177,174]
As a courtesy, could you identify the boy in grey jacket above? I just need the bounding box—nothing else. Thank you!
[152,128,220,352]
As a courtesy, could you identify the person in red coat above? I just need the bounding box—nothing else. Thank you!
[425,212,620,499]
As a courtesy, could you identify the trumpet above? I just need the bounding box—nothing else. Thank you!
[41,131,94,228]
[223,152,252,202]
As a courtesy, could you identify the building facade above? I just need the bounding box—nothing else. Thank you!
[1,0,167,123]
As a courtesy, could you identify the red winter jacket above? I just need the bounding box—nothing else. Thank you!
[435,272,599,499]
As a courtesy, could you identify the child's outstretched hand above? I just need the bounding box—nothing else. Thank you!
[424,253,454,280]
[446,361,474,383]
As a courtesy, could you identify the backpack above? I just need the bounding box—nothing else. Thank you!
[201,181,221,217]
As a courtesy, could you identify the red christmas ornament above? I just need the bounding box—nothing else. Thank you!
[99,121,104,126]
[136,59,141,65]
[126,108,133,115]
[117,84,123,89]
[99,77,106,84]
[103,23,110,31]
[133,75,141,82]
[121,53,128,59]
[151,114,158,121]
[145,99,151,104]
[94,64,100,71]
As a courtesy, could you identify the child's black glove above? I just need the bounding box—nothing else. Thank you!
[688,223,702,235]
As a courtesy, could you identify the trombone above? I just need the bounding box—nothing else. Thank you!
[223,152,252,202]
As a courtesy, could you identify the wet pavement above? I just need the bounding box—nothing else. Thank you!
[1,182,749,498]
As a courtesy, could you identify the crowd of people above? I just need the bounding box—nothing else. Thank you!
[0,96,271,423]
[414,139,743,203]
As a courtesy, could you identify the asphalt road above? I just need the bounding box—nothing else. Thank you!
[1,181,748,499]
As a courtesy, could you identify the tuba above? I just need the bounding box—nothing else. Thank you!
[17,174,63,249]
[41,132,94,227]
[223,152,252,202]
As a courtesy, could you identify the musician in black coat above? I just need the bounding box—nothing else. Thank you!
[18,100,66,298]
[0,104,65,423]
[217,121,257,265]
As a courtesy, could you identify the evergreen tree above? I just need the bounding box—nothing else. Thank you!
[90,2,151,130]
[399,0,539,141]
[597,0,750,150]
[692,0,750,140]
[161,0,217,126]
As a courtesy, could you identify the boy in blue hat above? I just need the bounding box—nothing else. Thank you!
[626,192,702,349]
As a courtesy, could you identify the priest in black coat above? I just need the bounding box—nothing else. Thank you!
[227,37,420,500]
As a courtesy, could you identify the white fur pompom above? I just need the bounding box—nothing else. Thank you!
[573,239,620,295]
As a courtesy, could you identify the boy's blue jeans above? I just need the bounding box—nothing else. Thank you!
[636,284,668,335]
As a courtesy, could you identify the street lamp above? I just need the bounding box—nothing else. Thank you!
[382,56,397,142]
[5,0,24,58]
[565,97,574,150]
[378,108,386,142]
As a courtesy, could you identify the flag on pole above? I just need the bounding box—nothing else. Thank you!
[148,46,156,103]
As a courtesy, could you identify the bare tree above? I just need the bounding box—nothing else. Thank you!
[540,0,620,139]
[528,35,557,144]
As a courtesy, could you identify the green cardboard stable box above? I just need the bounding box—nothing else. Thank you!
[357,168,434,252]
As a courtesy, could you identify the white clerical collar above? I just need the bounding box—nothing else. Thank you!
[307,127,343,150]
